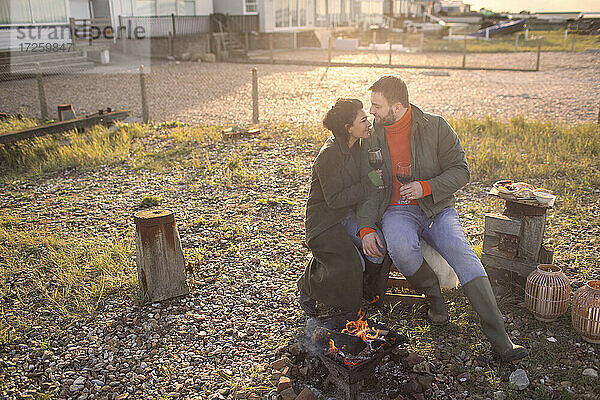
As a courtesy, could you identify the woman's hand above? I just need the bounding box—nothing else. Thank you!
[362,232,384,258]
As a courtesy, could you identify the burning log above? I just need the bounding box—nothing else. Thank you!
[312,326,366,355]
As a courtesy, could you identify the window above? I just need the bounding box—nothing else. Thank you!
[0,0,66,24]
[136,0,157,16]
[157,0,176,14]
[275,0,309,28]
[178,0,196,15]
[245,0,258,14]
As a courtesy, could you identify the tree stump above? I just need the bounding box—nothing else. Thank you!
[134,209,188,302]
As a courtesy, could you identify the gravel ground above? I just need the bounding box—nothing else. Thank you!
[1,128,599,399]
[0,51,598,125]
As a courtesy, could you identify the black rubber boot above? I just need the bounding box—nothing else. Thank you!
[462,276,528,362]
[299,289,318,317]
[404,261,449,325]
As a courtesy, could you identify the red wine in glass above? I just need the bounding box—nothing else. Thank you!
[396,162,411,204]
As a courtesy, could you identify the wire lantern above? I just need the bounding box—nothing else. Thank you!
[572,280,600,344]
[525,264,570,322]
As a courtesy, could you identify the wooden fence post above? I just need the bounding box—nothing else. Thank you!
[168,32,173,58]
[139,65,149,123]
[536,38,541,71]
[388,35,392,65]
[134,209,188,302]
[462,37,467,69]
[252,68,259,124]
[269,33,273,64]
[36,63,48,120]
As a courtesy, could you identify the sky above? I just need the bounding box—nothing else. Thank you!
[466,0,599,13]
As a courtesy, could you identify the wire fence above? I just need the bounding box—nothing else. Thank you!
[0,34,599,127]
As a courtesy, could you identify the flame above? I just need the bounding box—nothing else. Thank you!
[328,339,338,355]
[342,309,380,341]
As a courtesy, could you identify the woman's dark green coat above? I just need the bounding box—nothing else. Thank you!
[298,135,379,311]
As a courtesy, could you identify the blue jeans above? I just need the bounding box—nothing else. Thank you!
[381,205,486,285]
[341,210,387,267]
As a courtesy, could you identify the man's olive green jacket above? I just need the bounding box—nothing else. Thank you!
[356,104,470,232]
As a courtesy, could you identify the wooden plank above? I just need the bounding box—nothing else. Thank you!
[0,110,130,145]
[518,214,546,261]
[481,253,537,277]
[488,187,553,209]
[484,213,522,236]
[387,276,412,290]
[483,213,521,259]
[539,244,554,264]
[483,233,519,259]
[384,293,426,305]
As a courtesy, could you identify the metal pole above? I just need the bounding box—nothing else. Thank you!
[269,33,273,64]
[419,32,424,53]
[571,37,575,52]
[564,29,568,41]
[171,13,176,37]
[36,63,48,120]
[515,34,519,52]
[536,38,541,71]
[462,37,467,69]
[372,30,376,47]
[252,68,259,124]
[328,36,332,64]
[245,31,249,51]
[139,65,149,123]
[168,32,173,58]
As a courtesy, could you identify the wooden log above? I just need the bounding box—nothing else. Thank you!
[517,214,546,261]
[0,110,130,145]
[134,209,188,302]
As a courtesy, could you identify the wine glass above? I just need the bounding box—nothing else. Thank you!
[396,161,412,204]
[368,148,385,190]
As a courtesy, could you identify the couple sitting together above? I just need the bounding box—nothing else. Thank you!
[297,75,527,362]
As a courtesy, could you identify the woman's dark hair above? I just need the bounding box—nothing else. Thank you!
[322,98,363,139]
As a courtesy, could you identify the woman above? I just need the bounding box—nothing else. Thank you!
[297,98,388,316]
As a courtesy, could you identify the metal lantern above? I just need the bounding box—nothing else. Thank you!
[572,280,600,344]
[525,264,570,322]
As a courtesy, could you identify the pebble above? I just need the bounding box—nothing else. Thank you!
[509,369,530,390]
[493,391,507,400]
[582,368,598,379]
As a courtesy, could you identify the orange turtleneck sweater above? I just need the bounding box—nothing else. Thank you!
[359,105,432,239]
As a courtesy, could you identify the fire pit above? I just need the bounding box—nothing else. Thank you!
[304,311,407,400]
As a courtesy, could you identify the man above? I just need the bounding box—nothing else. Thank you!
[356,75,527,362]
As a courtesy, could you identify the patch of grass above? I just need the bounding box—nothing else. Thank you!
[419,30,600,53]
[451,116,599,211]
[0,119,147,183]
[0,220,138,343]
[0,115,38,133]
[138,194,162,208]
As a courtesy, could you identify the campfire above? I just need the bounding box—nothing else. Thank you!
[326,310,398,368]
[304,310,407,400]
